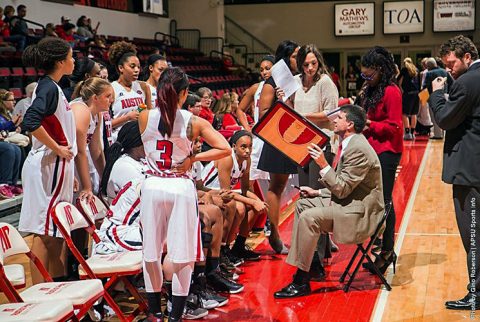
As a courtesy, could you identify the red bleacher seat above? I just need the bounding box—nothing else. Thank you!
[10,88,23,99]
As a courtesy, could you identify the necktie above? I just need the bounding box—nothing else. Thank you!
[332,144,343,169]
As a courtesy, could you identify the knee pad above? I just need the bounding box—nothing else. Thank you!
[201,231,213,249]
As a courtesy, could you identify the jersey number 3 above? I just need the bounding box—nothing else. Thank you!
[156,140,173,170]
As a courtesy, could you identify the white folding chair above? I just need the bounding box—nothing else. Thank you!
[0,223,104,321]
[0,300,76,322]
[51,202,147,321]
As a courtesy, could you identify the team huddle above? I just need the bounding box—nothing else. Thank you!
[17,37,275,321]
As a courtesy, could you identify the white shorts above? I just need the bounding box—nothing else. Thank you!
[250,136,269,180]
[140,176,204,263]
[94,218,142,254]
[19,149,75,237]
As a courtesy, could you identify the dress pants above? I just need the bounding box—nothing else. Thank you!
[286,197,338,272]
[453,185,480,295]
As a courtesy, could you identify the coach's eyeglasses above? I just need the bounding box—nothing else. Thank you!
[360,70,377,81]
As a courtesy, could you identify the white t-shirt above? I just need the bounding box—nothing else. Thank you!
[111,80,145,141]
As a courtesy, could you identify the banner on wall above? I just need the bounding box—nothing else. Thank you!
[433,0,475,32]
[383,1,424,34]
[335,2,375,36]
[143,0,164,15]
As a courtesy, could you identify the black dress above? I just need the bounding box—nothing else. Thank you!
[257,77,298,175]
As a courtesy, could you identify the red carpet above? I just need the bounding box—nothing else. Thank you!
[204,138,428,322]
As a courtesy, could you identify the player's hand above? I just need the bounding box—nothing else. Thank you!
[172,156,193,174]
[73,177,79,193]
[253,200,269,213]
[127,110,140,120]
[56,144,74,160]
[432,77,447,92]
[219,189,234,203]
[79,189,94,203]
[299,186,319,198]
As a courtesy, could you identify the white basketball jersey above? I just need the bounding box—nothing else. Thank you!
[102,112,114,147]
[111,80,145,140]
[70,98,98,144]
[147,83,158,108]
[192,161,203,181]
[202,149,247,189]
[142,108,193,176]
[107,154,146,202]
[107,177,142,227]
[31,81,77,155]
[253,81,265,123]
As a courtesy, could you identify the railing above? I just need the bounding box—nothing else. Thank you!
[200,37,224,56]
[210,50,234,64]
[222,44,247,66]
[224,15,274,53]
[176,29,201,50]
[170,19,177,38]
[244,52,272,69]
[154,32,180,47]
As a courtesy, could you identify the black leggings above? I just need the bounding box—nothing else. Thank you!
[378,151,401,252]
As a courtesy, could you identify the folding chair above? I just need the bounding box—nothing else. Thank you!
[339,202,393,292]
[51,202,147,322]
[0,300,76,322]
[3,264,25,289]
[76,195,109,227]
[0,223,103,321]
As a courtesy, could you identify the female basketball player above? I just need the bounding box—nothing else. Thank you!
[18,37,76,284]
[144,54,168,108]
[139,67,230,321]
[71,77,113,201]
[108,41,151,141]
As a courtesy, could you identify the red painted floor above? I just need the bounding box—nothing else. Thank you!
[204,138,428,322]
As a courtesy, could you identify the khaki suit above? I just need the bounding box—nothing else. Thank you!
[286,134,384,272]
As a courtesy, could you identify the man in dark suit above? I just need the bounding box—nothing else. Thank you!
[274,105,384,298]
[429,35,480,310]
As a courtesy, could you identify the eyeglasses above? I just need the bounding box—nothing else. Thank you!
[4,99,15,102]
[360,71,377,81]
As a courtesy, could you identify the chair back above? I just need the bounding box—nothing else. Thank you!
[77,195,108,222]
[373,201,393,238]
[51,202,93,237]
[0,223,30,265]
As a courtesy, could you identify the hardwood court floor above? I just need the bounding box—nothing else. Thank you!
[377,140,474,322]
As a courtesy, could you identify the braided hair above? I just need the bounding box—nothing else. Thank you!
[22,38,71,74]
[100,121,143,195]
[358,46,397,111]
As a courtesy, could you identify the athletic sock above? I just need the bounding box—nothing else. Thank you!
[206,257,219,275]
[146,292,162,314]
[170,295,187,320]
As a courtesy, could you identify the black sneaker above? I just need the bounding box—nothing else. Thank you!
[207,270,244,294]
[226,250,244,267]
[166,299,208,320]
[141,312,163,321]
[231,245,261,261]
[196,288,228,308]
[219,265,239,281]
[264,219,271,237]
[219,252,236,271]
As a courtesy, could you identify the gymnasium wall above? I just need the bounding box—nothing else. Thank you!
[2,0,170,39]
[225,0,480,51]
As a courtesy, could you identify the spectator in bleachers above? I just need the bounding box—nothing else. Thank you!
[144,54,168,108]
[10,4,38,47]
[197,87,214,124]
[45,23,58,38]
[13,82,37,118]
[2,5,26,50]
[63,57,100,101]
[0,134,22,199]
[61,22,77,47]
[54,16,70,39]
[108,41,152,141]
[76,15,94,40]
[213,92,240,130]
[0,89,23,133]
[182,93,201,116]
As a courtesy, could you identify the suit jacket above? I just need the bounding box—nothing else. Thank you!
[320,134,384,244]
[429,61,480,186]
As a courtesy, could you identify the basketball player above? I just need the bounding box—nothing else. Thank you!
[18,38,76,284]
[71,77,113,202]
[139,67,230,321]
[108,41,152,141]
[96,121,146,254]
[144,54,168,108]
[202,130,267,262]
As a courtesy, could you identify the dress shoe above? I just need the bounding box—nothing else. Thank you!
[309,265,326,282]
[274,282,311,299]
[363,250,397,275]
[446,293,480,310]
[269,237,289,254]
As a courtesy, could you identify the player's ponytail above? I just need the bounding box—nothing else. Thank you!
[157,67,189,137]
[100,121,143,196]
[22,38,71,74]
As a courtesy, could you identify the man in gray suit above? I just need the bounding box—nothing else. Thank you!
[274,104,384,298]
